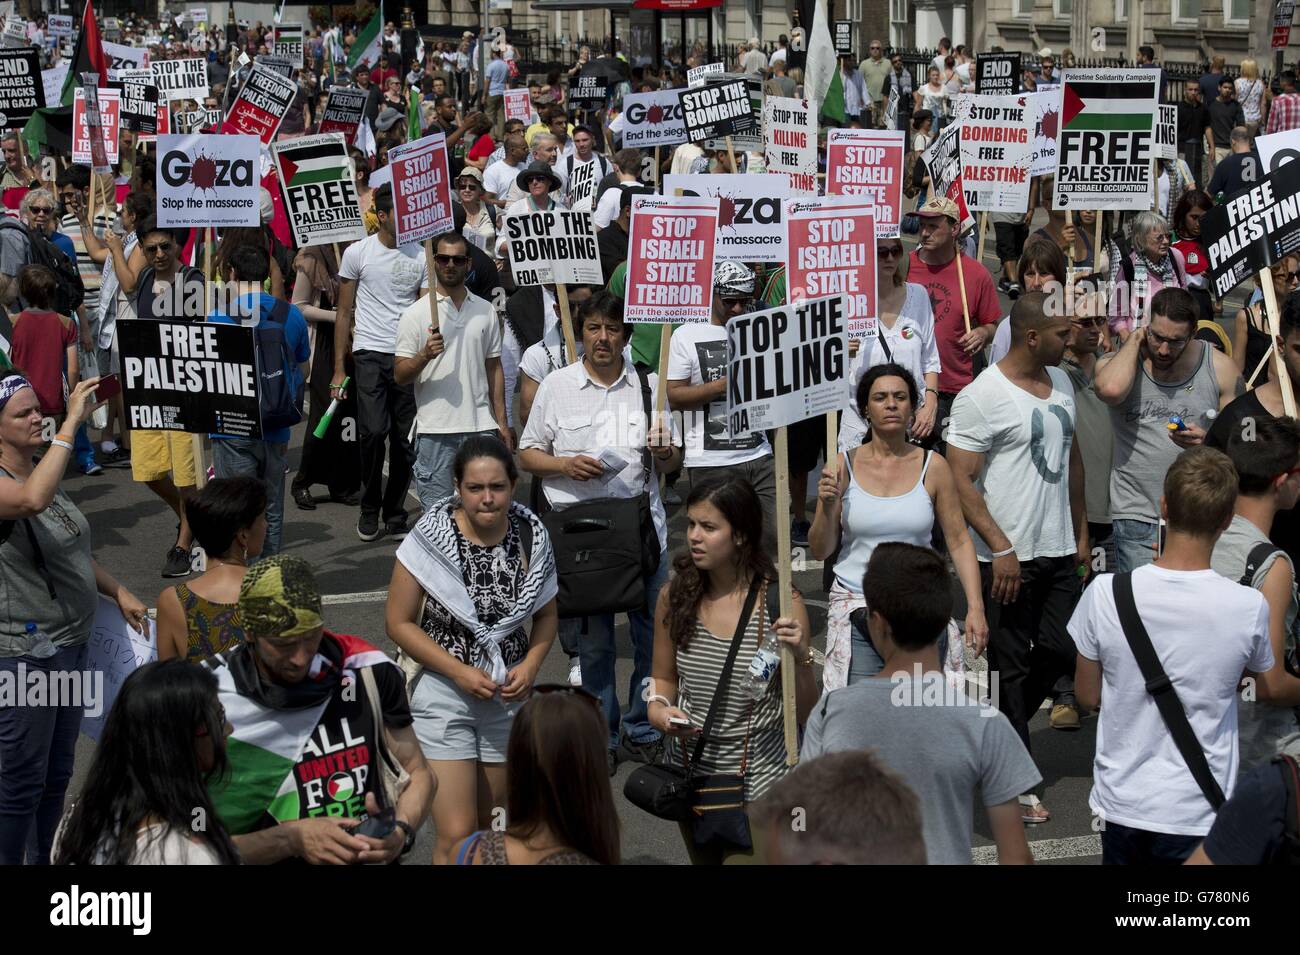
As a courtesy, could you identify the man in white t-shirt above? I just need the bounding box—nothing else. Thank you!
[394,232,509,510]
[667,261,776,553]
[483,132,530,208]
[557,125,611,213]
[946,291,1088,825]
[331,183,430,542]
[1070,447,1273,864]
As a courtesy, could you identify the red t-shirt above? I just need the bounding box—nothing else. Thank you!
[908,250,1001,393]
[370,66,398,87]
[467,134,495,162]
[9,310,74,414]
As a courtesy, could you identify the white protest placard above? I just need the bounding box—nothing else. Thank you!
[504,87,532,124]
[1,17,25,48]
[274,133,366,248]
[152,57,208,102]
[80,596,157,742]
[958,93,1034,213]
[1156,103,1178,162]
[763,95,817,194]
[687,62,724,88]
[102,40,149,72]
[1027,89,1060,176]
[663,173,793,264]
[725,295,849,434]
[1053,68,1159,210]
[785,197,877,342]
[1257,128,1300,175]
[388,132,454,247]
[564,158,602,213]
[825,128,905,238]
[621,90,686,148]
[157,132,261,227]
[47,13,72,38]
[273,22,304,68]
[41,63,66,107]
[503,208,602,286]
[73,87,120,168]
[625,194,718,324]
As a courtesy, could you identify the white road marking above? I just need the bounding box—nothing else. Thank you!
[972,834,1101,865]
[322,590,391,606]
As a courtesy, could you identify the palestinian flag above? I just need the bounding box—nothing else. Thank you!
[25,0,109,156]
[207,633,394,835]
[279,140,350,188]
[1061,80,1158,132]
[347,6,382,72]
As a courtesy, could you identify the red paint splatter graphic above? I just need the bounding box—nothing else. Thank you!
[188,153,219,192]
[647,104,665,124]
[717,194,736,228]
[1041,108,1059,140]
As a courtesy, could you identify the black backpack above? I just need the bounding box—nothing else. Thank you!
[0,220,85,316]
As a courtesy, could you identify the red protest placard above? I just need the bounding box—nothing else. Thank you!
[625,194,718,324]
[388,132,454,246]
[504,88,532,124]
[785,197,878,342]
[825,128,905,238]
[73,87,120,168]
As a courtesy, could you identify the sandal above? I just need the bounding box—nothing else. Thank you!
[1019,793,1050,825]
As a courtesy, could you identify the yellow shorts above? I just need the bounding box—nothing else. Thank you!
[129,429,197,486]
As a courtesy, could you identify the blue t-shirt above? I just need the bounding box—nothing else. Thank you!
[208,292,310,445]
[49,231,75,262]
[487,58,508,96]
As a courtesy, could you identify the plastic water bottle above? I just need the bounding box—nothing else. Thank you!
[746,628,781,700]
[25,622,57,660]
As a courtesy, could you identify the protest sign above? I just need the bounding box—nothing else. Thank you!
[41,63,66,108]
[102,17,121,40]
[958,94,1033,213]
[138,97,171,143]
[0,46,42,127]
[1155,103,1178,162]
[120,320,262,437]
[388,132,454,246]
[152,57,208,102]
[1256,128,1300,174]
[257,54,295,78]
[222,63,296,143]
[157,132,261,228]
[74,86,119,170]
[680,79,757,143]
[726,295,848,434]
[1027,89,1060,176]
[273,22,304,68]
[763,96,817,194]
[274,133,366,248]
[110,68,158,134]
[664,173,793,264]
[569,74,607,108]
[833,21,854,55]
[504,87,532,124]
[503,209,602,286]
[885,85,899,128]
[47,13,72,37]
[625,194,718,324]
[1,17,24,48]
[825,128,905,237]
[621,90,687,148]
[785,197,877,342]
[564,157,603,212]
[1053,68,1158,210]
[1201,161,1300,298]
[687,62,724,88]
[80,596,157,743]
[922,121,975,232]
[975,52,1020,95]
[703,74,763,152]
[1275,0,1296,48]
[318,86,366,139]
[103,40,148,72]
[175,107,223,133]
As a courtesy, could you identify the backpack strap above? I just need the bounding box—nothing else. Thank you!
[0,465,56,599]
[1239,541,1283,587]
[1111,573,1226,809]
[454,831,484,866]
[633,363,653,483]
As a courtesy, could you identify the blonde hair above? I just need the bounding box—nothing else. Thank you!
[1164,447,1238,538]
[1240,58,1259,81]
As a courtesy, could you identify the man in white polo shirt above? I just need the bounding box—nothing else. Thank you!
[394,231,510,510]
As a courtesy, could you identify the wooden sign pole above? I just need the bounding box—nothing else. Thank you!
[725,134,738,174]
[1093,211,1103,272]
[653,145,661,191]
[1247,347,1271,390]
[1065,208,1075,270]
[975,211,988,264]
[556,283,578,365]
[423,239,440,333]
[825,409,838,469]
[194,227,213,490]
[773,425,799,767]
[954,248,973,335]
[1259,266,1298,417]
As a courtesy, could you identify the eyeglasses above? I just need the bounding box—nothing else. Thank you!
[533,683,601,707]
[46,498,80,538]
[143,242,174,254]
[877,246,904,258]
[1147,329,1192,349]
[434,253,470,266]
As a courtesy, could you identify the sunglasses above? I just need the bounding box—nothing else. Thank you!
[720,296,751,309]
[877,246,904,258]
[434,253,470,266]
[456,180,480,190]
[144,242,174,254]
[533,683,601,706]
[28,206,53,215]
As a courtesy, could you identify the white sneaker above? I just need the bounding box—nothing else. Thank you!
[567,660,582,687]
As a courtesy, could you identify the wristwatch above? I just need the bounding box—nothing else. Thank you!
[395,819,416,856]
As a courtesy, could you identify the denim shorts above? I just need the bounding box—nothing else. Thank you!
[408,668,519,763]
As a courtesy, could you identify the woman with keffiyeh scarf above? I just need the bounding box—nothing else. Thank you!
[385,435,558,865]
[1106,211,1189,339]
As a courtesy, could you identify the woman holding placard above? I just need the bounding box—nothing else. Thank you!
[809,365,988,691]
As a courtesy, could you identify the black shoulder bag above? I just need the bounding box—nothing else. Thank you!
[624,577,763,852]
[541,365,661,618]
[1238,542,1300,678]
[1111,573,1225,810]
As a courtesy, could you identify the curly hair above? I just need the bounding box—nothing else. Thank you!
[667,476,777,650]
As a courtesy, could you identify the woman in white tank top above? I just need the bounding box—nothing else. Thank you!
[808,364,988,690]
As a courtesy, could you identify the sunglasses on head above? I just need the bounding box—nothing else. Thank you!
[434,253,469,266]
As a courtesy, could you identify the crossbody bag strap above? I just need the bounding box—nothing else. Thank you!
[688,575,763,773]
[360,665,394,812]
[634,364,654,484]
[1111,573,1226,810]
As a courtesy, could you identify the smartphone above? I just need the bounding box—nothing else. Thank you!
[94,374,121,402]
[354,806,396,839]
[668,716,692,728]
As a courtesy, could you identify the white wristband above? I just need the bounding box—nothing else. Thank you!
[50,438,74,452]
[647,693,672,709]
[991,546,1016,559]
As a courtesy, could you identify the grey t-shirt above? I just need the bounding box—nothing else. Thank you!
[800,678,1041,864]
[1063,353,1113,524]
